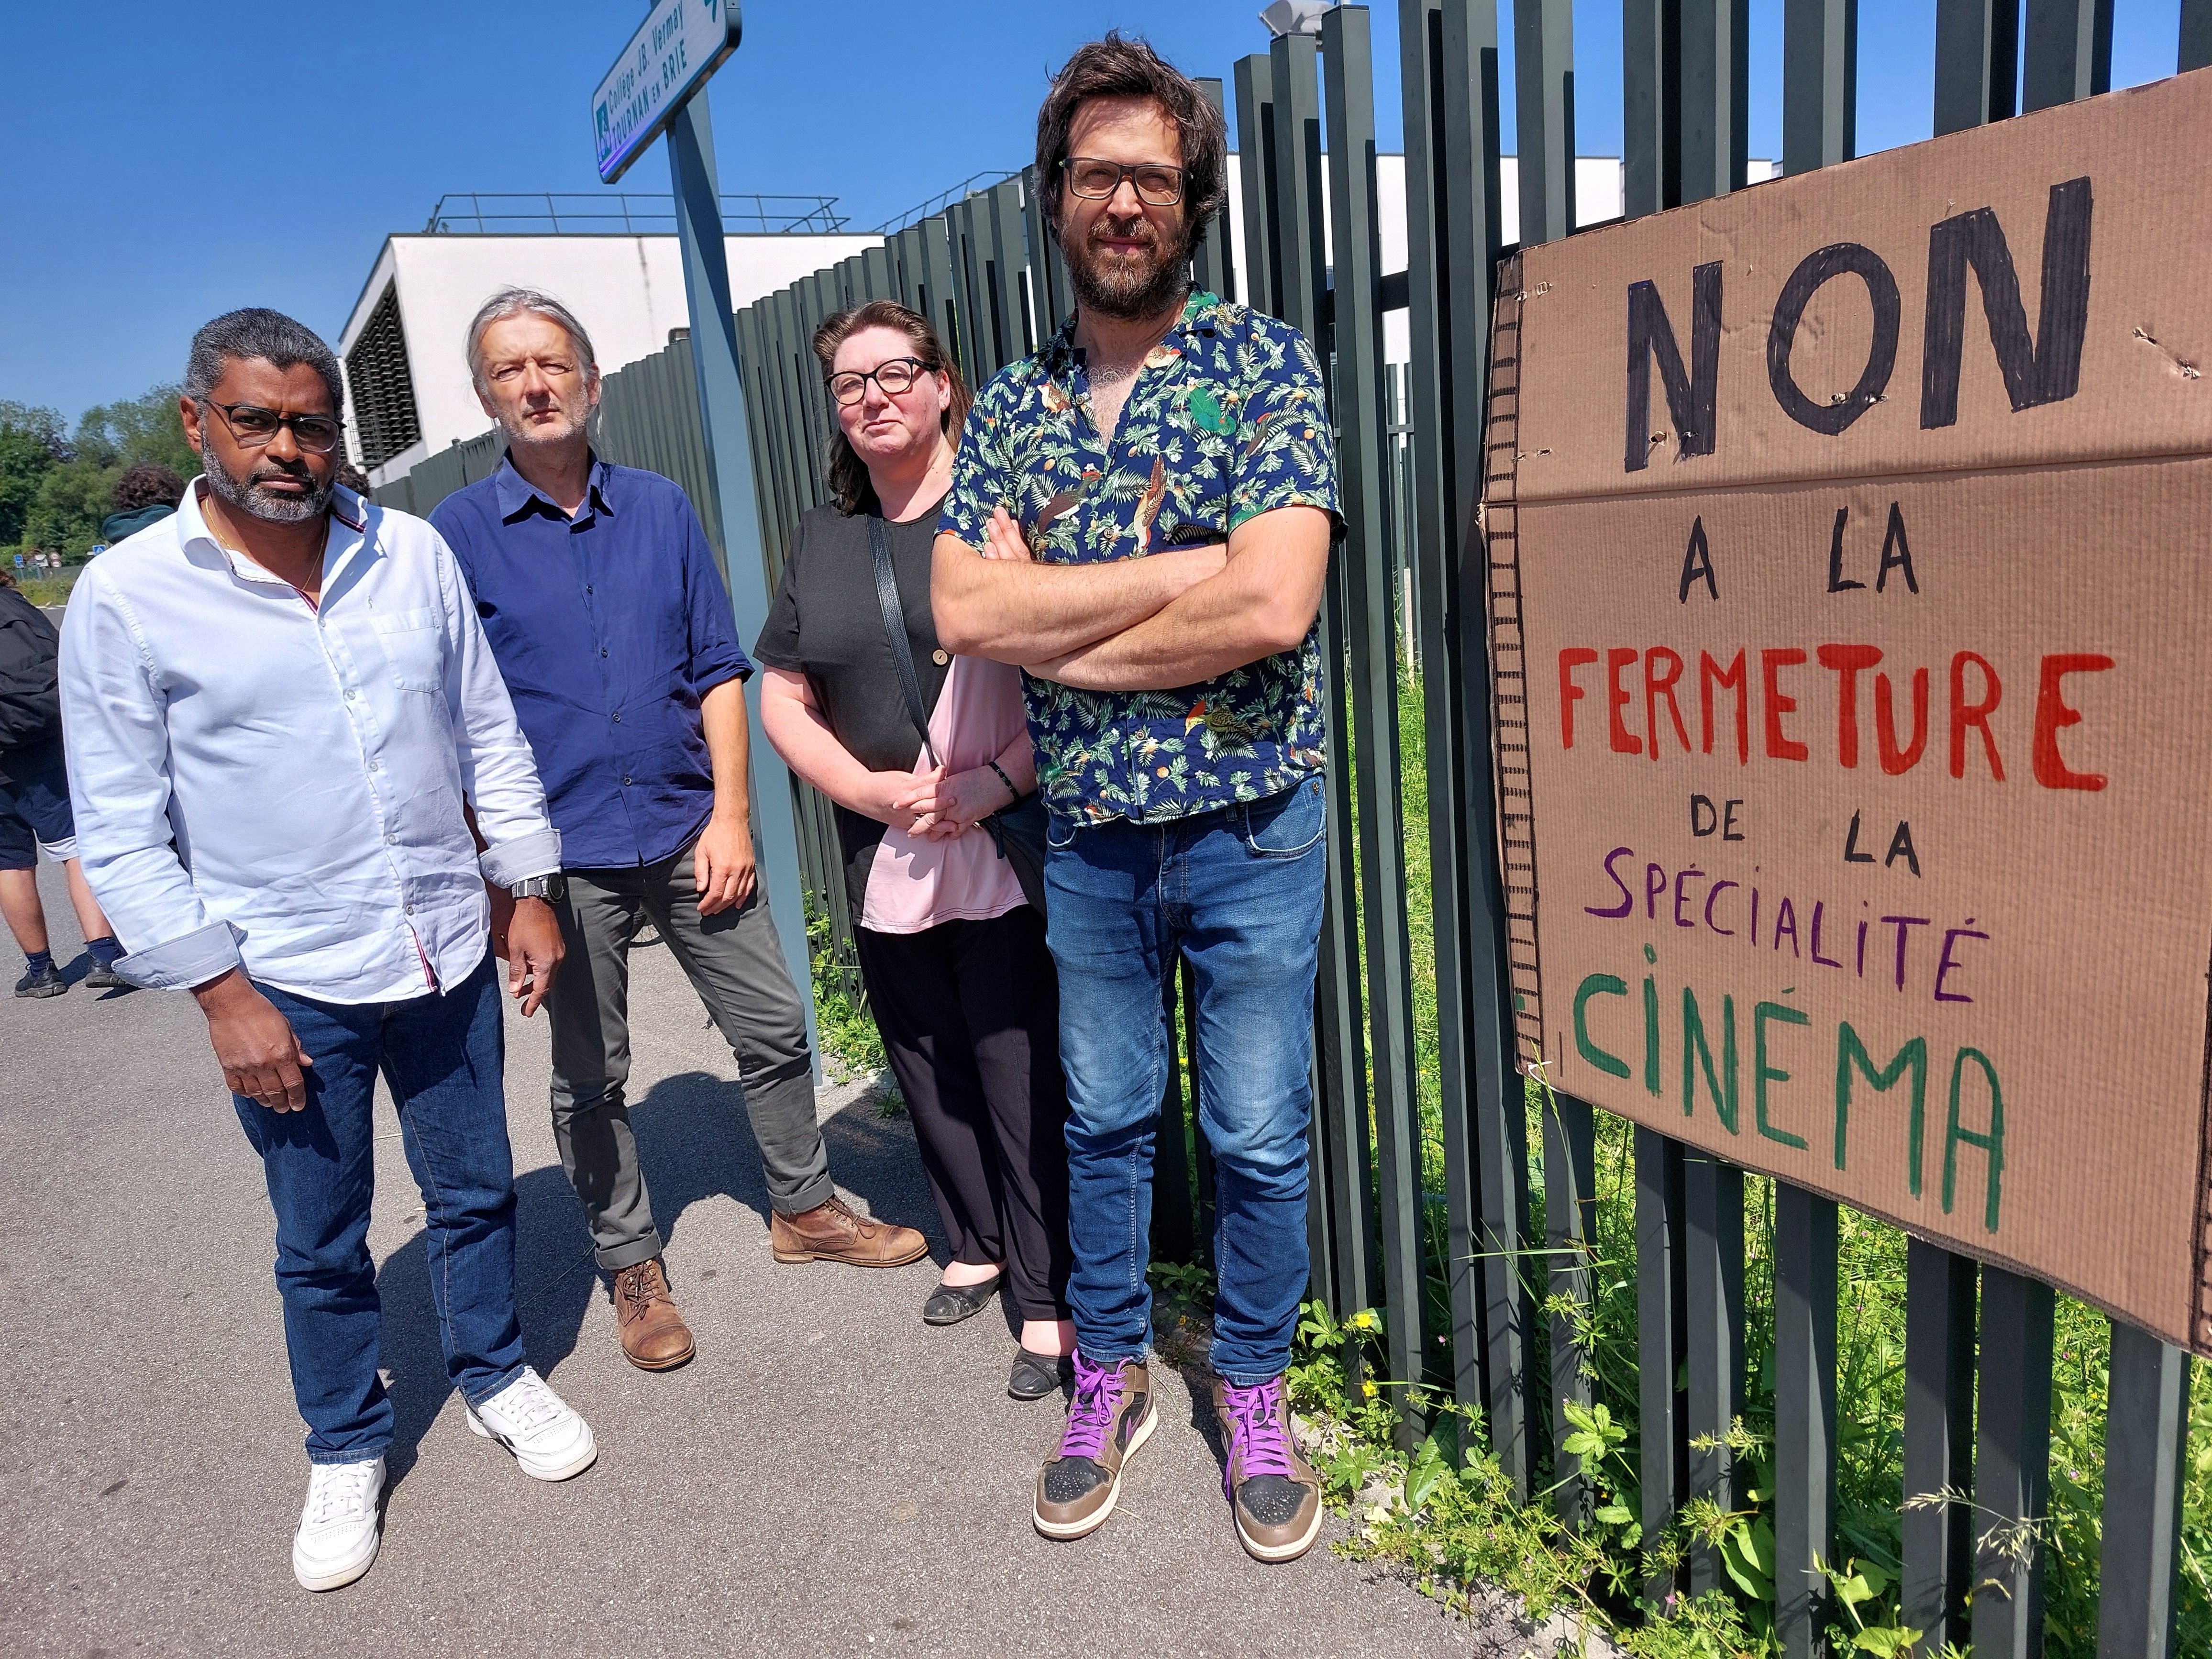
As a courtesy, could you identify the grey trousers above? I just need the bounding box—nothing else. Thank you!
[546,839,830,1270]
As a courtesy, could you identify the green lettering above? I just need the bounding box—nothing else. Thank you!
[1944,1047,2005,1233]
[1835,1025,1928,1190]
[1573,973,1631,1079]
[1681,986,1739,1133]
[1754,1000,1811,1149]
[1644,973,1662,1096]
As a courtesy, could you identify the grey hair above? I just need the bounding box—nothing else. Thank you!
[184,308,344,413]
[465,287,600,392]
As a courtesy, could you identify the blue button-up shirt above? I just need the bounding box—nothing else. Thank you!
[59,482,561,1003]
[430,456,752,870]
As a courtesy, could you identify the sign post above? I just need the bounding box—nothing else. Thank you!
[593,1,819,1064]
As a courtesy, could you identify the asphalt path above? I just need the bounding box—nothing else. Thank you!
[0,860,1483,1657]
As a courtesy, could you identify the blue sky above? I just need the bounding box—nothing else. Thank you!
[0,0,2188,422]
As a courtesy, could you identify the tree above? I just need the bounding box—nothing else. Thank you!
[0,387,200,560]
[0,401,67,550]
[76,386,197,479]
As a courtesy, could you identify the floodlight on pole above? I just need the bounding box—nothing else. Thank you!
[1259,0,1334,38]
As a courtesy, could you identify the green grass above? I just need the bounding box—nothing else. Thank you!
[1323,671,2212,1654]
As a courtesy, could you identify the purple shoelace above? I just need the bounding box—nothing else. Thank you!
[1058,1351,1121,1462]
[1220,1376,1295,1499]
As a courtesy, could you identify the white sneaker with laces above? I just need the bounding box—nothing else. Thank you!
[466,1366,597,1481]
[291,1455,384,1591]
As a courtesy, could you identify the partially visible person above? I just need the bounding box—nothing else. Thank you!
[100,462,187,545]
[756,301,1075,1402]
[431,288,927,1377]
[61,308,595,1593]
[0,565,126,995]
[334,461,374,497]
[933,36,1338,1561]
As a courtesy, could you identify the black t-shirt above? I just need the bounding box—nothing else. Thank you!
[753,498,951,913]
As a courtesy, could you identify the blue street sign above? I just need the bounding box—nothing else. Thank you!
[591,0,743,186]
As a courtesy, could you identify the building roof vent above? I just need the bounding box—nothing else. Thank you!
[347,284,422,470]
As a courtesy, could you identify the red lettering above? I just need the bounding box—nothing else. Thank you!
[1816,644,1882,769]
[1608,648,1643,755]
[1762,648,1809,762]
[1645,648,1690,761]
[1700,650,1748,764]
[1875,668,1929,774]
[1949,652,2004,781]
[1559,648,1598,749]
[2032,653,2114,791]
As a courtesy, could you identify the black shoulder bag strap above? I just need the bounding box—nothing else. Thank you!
[868,514,940,770]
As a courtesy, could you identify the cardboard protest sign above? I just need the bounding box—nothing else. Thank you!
[1482,69,2212,1350]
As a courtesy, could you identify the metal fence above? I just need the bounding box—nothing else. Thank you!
[385,4,2211,1650]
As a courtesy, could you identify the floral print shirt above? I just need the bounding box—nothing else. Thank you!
[939,290,1340,827]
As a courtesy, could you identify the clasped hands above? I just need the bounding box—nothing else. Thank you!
[864,762,1012,841]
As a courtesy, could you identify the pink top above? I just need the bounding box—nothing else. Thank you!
[858,654,1030,934]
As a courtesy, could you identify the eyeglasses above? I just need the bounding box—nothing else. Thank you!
[1061,157,1186,207]
[825,357,934,406]
[200,398,344,455]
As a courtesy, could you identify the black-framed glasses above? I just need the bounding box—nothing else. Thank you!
[825,357,934,406]
[1061,157,1185,207]
[200,398,344,455]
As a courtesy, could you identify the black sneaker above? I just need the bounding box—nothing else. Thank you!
[81,962,132,990]
[14,963,66,998]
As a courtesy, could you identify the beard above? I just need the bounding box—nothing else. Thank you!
[1063,207,1193,322]
[499,387,594,453]
[201,441,333,526]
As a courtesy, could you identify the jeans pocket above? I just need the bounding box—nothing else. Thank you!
[1046,814,1081,852]
[1238,775,1327,859]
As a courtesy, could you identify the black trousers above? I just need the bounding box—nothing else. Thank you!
[854,907,1072,1322]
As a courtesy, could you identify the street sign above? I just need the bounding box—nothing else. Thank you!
[591,0,742,186]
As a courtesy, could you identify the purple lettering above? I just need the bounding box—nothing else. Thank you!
[1935,920,1988,1004]
[1586,846,1636,918]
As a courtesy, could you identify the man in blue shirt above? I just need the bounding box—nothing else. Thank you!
[934,38,1336,1562]
[431,289,926,1375]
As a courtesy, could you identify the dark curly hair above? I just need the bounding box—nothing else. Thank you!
[810,301,972,518]
[111,463,186,514]
[1035,33,1228,245]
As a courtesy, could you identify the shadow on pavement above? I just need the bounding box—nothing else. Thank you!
[366,1066,943,1482]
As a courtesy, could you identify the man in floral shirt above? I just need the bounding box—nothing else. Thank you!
[934,34,1337,1563]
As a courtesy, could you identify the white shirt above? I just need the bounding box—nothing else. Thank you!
[59,482,561,1004]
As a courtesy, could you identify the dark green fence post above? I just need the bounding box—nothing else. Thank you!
[1323,1,1425,1441]
[2099,1324,2190,1658]
[1973,1268,2055,1659]
[1902,1239,1978,1651]
[1773,1185,1838,1657]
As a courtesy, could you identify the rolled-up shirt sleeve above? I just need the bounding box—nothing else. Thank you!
[58,568,244,990]
[435,534,562,885]
[682,502,751,695]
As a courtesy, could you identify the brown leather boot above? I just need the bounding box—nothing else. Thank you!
[610,1258,696,1371]
[769,1195,928,1267]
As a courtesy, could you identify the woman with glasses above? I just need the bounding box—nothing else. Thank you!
[753,301,1074,1401]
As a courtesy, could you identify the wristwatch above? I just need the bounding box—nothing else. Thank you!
[508,874,566,903]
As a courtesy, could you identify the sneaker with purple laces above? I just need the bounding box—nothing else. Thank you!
[1213,1373,1323,1561]
[1032,1352,1155,1539]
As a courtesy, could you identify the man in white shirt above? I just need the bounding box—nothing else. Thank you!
[60,309,597,1593]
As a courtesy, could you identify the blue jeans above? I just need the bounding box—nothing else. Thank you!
[232,952,527,1462]
[1045,775,1327,1387]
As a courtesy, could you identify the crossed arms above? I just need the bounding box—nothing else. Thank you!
[930,503,1333,691]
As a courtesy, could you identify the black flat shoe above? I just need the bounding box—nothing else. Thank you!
[922,1273,1002,1326]
[1007,1348,1075,1401]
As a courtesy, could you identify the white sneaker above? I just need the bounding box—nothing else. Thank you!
[466,1366,597,1481]
[291,1456,384,1591]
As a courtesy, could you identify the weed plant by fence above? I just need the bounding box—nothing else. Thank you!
[381,4,2212,1650]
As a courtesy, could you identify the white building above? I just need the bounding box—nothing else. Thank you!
[337,194,882,487]
[338,160,1753,490]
